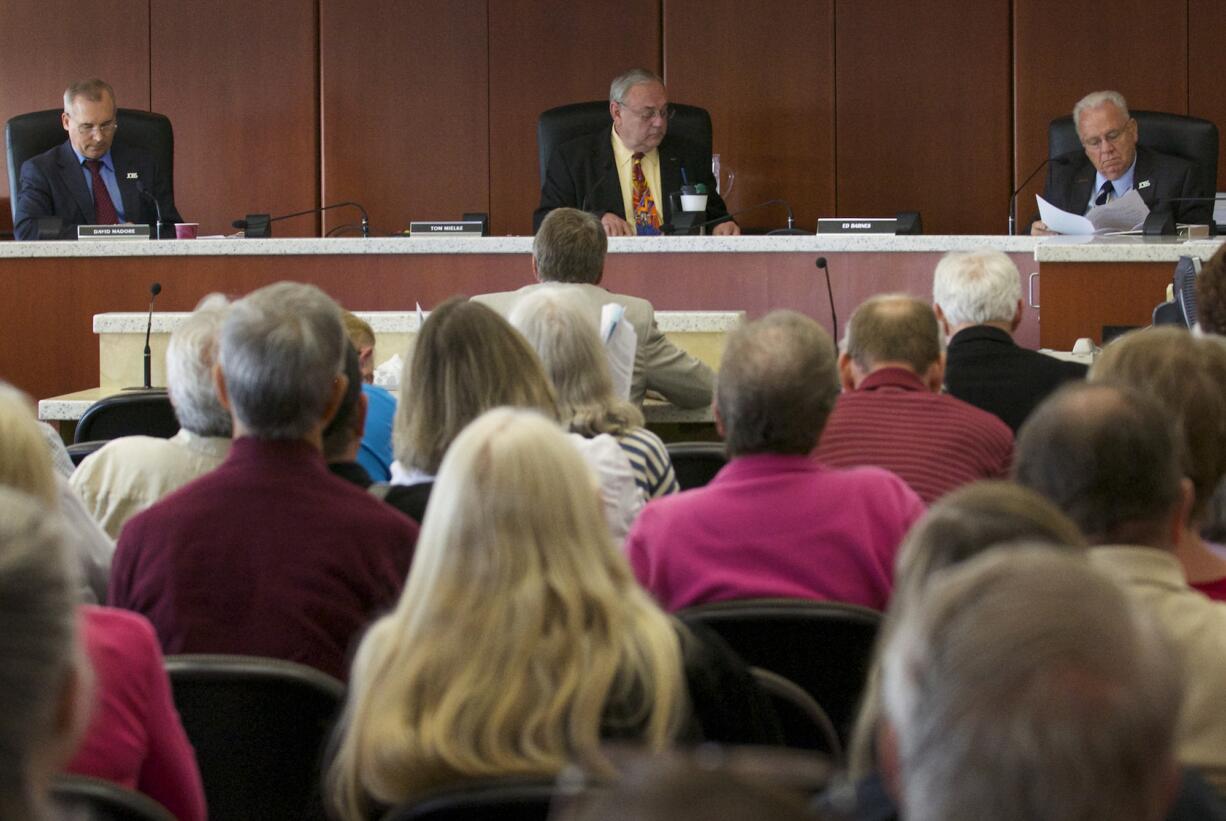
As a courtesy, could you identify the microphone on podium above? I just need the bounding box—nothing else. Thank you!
[672,198,802,235]
[134,180,163,240]
[233,201,371,238]
[1009,155,1069,235]
[124,282,162,391]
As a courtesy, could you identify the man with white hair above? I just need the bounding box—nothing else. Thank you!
[109,282,418,682]
[881,547,1183,821]
[71,294,235,538]
[934,249,1086,432]
[1031,90,1210,234]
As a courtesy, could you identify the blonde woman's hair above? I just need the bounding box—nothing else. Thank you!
[508,287,643,436]
[394,298,559,474]
[329,408,687,820]
[0,384,57,507]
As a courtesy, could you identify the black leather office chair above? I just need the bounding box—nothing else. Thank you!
[52,775,175,821]
[5,107,176,225]
[536,101,712,191]
[73,390,179,444]
[165,654,346,821]
[677,599,882,747]
[1048,110,1219,209]
[664,441,727,490]
[749,667,843,763]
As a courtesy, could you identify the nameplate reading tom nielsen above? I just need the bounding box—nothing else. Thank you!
[407,221,484,237]
[816,218,898,235]
[78,224,152,241]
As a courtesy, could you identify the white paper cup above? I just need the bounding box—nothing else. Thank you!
[680,194,708,212]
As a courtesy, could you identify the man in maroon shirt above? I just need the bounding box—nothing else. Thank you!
[109,281,418,682]
[813,294,1013,505]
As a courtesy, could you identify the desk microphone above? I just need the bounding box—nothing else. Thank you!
[134,180,163,240]
[124,282,162,391]
[233,201,370,238]
[674,198,800,234]
[816,257,838,353]
[1009,156,1069,235]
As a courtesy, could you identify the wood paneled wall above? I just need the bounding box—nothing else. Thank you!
[1,1,1224,240]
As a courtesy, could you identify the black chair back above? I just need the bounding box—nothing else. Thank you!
[749,667,843,764]
[1048,110,1219,199]
[664,441,727,490]
[6,107,175,223]
[165,654,346,821]
[677,599,881,747]
[52,775,175,821]
[383,777,561,821]
[536,101,713,191]
[74,391,179,444]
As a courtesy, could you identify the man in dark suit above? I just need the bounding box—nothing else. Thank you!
[534,68,738,237]
[1031,90,1210,234]
[934,249,1086,432]
[14,78,181,241]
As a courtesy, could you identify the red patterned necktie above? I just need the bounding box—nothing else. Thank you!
[631,152,662,235]
[85,159,120,224]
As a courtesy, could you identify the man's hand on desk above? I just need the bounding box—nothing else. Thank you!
[712,220,741,236]
[601,213,637,237]
[1030,220,1060,236]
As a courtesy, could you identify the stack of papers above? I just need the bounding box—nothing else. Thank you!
[1036,189,1150,235]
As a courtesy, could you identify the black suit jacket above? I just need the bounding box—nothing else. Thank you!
[14,140,182,240]
[1035,144,1211,229]
[533,129,732,232]
[944,325,1088,433]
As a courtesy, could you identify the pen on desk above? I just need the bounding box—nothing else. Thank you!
[680,167,690,187]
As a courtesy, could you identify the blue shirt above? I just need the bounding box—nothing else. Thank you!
[72,147,127,222]
[1087,156,1138,214]
[358,384,395,482]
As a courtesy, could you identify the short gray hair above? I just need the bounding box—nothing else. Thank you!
[610,68,664,104]
[883,547,1182,821]
[1073,90,1130,128]
[843,294,942,374]
[166,294,232,438]
[0,487,80,820]
[219,281,346,440]
[931,250,1021,327]
[64,78,115,111]
[717,311,838,457]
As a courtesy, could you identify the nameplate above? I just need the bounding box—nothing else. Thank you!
[817,218,898,235]
[408,221,484,237]
[78,224,152,241]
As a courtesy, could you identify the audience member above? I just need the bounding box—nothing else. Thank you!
[71,294,233,539]
[0,488,90,821]
[341,310,395,481]
[0,382,112,603]
[814,294,1013,504]
[510,287,679,499]
[324,344,373,489]
[38,421,76,478]
[1015,382,1226,793]
[387,297,642,538]
[934,249,1086,432]
[1090,327,1226,599]
[327,409,778,820]
[1196,243,1226,335]
[881,548,1182,821]
[627,311,924,612]
[109,282,418,682]
[474,207,714,408]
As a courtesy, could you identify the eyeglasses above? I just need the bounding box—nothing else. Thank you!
[1081,121,1132,150]
[67,118,118,137]
[617,103,675,123]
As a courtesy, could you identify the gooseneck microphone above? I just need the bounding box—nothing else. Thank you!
[1009,155,1069,235]
[679,199,801,234]
[233,201,370,238]
[134,181,163,240]
[125,282,162,391]
[816,257,838,354]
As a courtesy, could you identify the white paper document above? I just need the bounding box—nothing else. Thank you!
[1036,189,1150,235]
[600,303,637,401]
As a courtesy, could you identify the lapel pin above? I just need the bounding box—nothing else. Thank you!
[126,172,139,180]
[1137,180,1151,189]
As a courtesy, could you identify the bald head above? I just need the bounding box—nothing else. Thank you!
[843,294,942,376]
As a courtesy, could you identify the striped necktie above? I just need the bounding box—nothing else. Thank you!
[85,159,120,224]
[631,152,662,235]
[1094,180,1114,207]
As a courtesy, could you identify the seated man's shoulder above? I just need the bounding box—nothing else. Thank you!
[73,434,195,479]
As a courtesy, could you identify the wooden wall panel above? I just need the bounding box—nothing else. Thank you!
[1013,0,1187,231]
[488,1,660,236]
[320,1,489,237]
[0,0,150,236]
[663,0,834,233]
[150,0,318,237]
[835,0,1011,236]
[1189,0,1226,192]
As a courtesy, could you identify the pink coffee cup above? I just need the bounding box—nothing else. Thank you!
[174,223,199,239]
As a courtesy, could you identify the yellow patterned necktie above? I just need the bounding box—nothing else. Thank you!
[631,152,662,235]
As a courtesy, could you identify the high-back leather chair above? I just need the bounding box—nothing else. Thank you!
[665,441,727,491]
[52,775,176,821]
[73,391,179,444]
[536,101,712,191]
[5,107,176,224]
[1048,110,1219,202]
